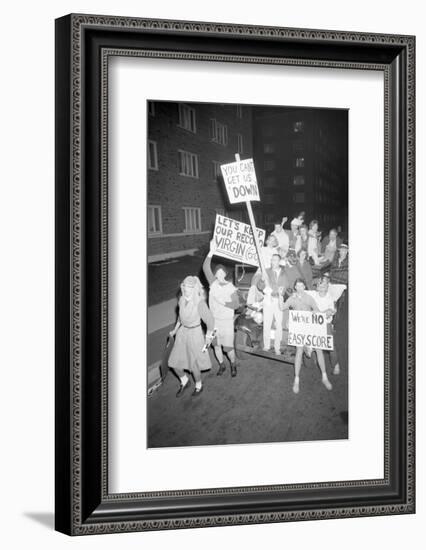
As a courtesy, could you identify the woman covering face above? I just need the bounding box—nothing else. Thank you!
[168,276,215,397]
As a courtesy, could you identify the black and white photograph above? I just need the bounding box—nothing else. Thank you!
[147,100,349,448]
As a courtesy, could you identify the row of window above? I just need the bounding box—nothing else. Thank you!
[147,205,242,235]
[148,141,244,178]
[148,205,202,235]
[262,120,305,137]
[148,102,245,134]
[318,177,339,192]
[315,193,340,206]
[321,214,339,226]
[262,156,305,171]
[245,173,306,189]
[265,192,306,204]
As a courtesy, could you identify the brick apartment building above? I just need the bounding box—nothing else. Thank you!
[252,107,348,234]
[147,101,259,262]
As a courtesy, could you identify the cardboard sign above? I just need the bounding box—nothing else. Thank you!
[220,158,260,204]
[213,214,265,267]
[287,310,334,350]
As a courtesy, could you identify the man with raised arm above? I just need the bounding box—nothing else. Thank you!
[270,217,289,258]
[203,240,240,377]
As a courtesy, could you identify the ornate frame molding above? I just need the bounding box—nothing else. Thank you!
[55,14,415,535]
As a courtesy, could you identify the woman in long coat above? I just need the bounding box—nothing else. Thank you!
[168,276,215,397]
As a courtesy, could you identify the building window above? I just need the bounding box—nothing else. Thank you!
[148,101,155,116]
[210,119,228,145]
[264,176,276,187]
[293,192,305,203]
[293,140,303,153]
[212,161,221,180]
[178,103,196,133]
[148,140,158,170]
[264,159,275,171]
[295,157,305,168]
[237,134,243,154]
[236,105,243,118]
[293,175,305,186]
[264,143,275,154]
[148,205,162,234]
[293,121,304,133]
[178,150,199,178]
[183,207,201,232]
[262,125,275,137]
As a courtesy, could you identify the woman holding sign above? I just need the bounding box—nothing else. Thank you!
[203,240,240,377]
[279,279,333,394]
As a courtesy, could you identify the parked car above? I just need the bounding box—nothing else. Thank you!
[232,264,346,367]
[233,264,296,364]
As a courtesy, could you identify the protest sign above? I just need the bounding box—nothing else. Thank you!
[220,158,260,204]
[288,310,334,350]
[213,214,265,267]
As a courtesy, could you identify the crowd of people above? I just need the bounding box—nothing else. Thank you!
[167,212,349,398]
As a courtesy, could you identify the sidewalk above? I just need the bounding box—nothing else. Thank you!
[148,298,178,334]
[148,251,234,306]
[147,323,174,366]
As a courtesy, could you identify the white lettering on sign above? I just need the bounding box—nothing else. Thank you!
[220,158,260,204]
[213,214,265,267]
[288,310,334,350]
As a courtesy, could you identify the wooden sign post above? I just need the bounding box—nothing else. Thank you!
[220,154,268,280]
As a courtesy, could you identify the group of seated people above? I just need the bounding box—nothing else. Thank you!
[258,212,349,290]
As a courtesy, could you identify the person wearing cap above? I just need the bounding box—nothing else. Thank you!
[168,276,215,397]
[330,242,349,285]
[203,240,240,377]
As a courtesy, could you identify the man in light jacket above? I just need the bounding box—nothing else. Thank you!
[257,254,289,355]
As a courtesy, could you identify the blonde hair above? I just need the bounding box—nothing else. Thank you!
[180,276,206,305]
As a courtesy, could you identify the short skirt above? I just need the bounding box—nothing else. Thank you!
[214,317,235,349]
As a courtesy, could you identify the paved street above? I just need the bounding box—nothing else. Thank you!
[147,298,348,448]
[147,254,349,448]
[148,350,348,448]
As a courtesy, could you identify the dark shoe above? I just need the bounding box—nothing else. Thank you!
[230,363,237,377]
[176,380,190,397]
[192,385,204,397]
[217,362,226,376]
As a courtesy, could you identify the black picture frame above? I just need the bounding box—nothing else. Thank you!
[55,13,415,535]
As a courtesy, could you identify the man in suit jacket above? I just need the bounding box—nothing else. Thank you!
[330,242,349,285]
[257,254,289,355]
